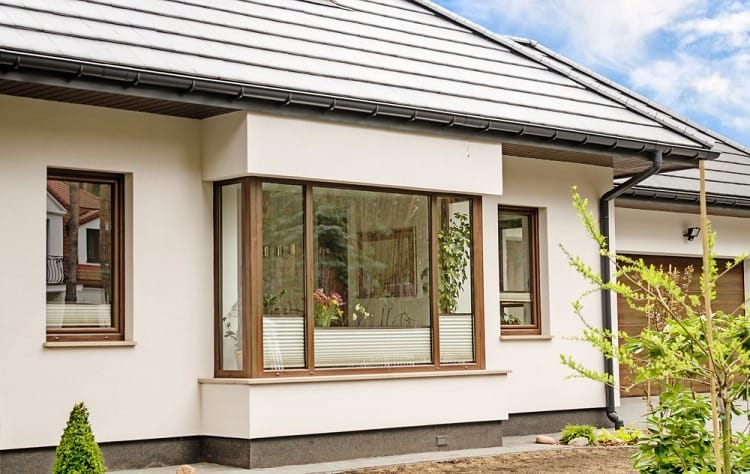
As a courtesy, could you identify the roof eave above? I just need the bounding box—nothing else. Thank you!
[0,48,718,165]
[616,185,750,215]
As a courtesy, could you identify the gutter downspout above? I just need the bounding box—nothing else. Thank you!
[599,150,663,429]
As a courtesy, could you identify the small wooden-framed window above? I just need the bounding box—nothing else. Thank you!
[214,178,486,377]
[498,206,540,335]
[46,169,124,341]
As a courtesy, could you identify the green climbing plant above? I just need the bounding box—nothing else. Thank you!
[437,212,471,314]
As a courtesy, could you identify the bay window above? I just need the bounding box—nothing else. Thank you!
[215,178,484,377]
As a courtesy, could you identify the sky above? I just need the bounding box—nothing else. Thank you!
[434,0,750,148]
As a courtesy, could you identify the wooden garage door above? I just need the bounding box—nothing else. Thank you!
[618,255,745,397]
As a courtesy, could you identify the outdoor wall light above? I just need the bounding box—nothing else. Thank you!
[684,227,701,241]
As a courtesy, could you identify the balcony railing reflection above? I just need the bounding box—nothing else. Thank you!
[47,255,64,284]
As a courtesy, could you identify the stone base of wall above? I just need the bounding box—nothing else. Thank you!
[0,437,202,473]
[205,421,503,469]
[0,421,503,472]
[502,408,611,436]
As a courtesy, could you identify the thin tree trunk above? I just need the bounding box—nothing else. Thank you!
[65,182,80,303]
[721,393,732,472]
[700,159,722,473]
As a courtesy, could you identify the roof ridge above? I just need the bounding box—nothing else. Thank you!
[409,0,716,151]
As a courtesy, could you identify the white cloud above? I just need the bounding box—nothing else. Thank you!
[447,0,704,67]
[629,52,750,137]
[672,9,750,48]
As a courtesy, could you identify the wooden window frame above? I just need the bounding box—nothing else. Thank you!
[213,178,485,378]
[498,206,541,336]
[46,168,125,342]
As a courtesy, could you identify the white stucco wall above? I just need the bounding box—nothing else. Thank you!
[1,93,613,450]
[202,112,503,196]
[0,95,212,449]
[488,156,612,414]
[615,207,750,300]
[616,207,750,259]
[201,373,509,439]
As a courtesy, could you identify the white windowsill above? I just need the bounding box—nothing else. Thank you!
[43,341,137,348]
[198,369,510,386]
[499,335,553,341]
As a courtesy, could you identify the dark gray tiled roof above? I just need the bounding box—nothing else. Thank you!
[0,0,707,148]
[2,0,748,201]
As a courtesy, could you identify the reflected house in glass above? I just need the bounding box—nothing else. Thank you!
[2,0,750,472]
[45,175,119,333]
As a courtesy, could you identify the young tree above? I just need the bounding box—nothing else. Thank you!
[53,402,106,474]
[561,183,750,473]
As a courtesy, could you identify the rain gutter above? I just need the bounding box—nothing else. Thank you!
[0,49,718,162]
[599,150,663,429]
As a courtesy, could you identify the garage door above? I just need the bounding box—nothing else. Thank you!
[617,254,745,397]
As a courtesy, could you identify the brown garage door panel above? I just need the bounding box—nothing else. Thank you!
[617,254,744,397]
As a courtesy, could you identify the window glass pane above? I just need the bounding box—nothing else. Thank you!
[312,187,431,368]
[499,210,535,326]
[262,183,305,370]
[437,197,475,363]
[46,179,114,329]
[220,183,243,370]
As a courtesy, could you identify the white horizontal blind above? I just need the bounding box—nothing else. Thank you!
[262,314,474,369]
[46,304,111,328]
[499,292,532,302]
[263,316,305,370]
[439,314,474,363]
[314,327,432,368]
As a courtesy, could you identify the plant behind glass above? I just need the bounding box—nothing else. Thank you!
[437,212,471,314]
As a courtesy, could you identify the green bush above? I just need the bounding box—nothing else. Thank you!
[561,424,597,445]
[632,386,714,473]
[53,402,106,474]
[732,433,750,472]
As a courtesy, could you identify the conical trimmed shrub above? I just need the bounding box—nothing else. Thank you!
[52,402,106,473]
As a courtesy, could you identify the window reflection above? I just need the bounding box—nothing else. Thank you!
[46,178,115,330]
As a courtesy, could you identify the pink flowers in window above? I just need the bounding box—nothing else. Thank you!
[313,288,343,327]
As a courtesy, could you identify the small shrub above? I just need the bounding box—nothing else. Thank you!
[561,424,596,445]
[53,402,106,474]
[615,427,642,445]
[596,427,642,446]
[632,386,714,473]
[596,428,615,445]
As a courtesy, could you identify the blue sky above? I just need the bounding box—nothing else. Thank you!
[434,0,750,147]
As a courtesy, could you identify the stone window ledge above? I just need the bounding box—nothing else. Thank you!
[43,341,137,349]
[199,369,510,386]
[499,335,553,341]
